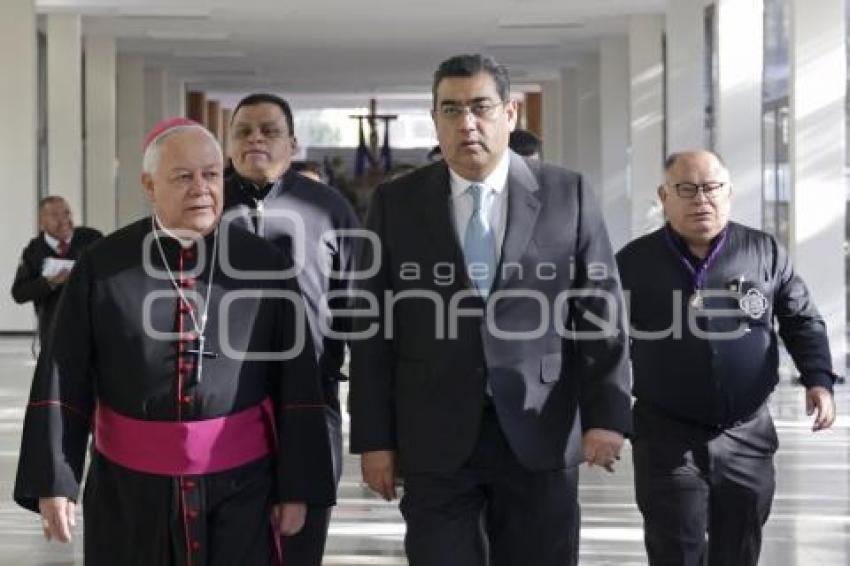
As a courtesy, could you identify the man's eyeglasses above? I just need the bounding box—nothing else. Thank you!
[231,123,289,140]
[438,101,504,120]
[669,181,728,199]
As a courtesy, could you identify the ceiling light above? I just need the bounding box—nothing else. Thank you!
[174,50,245,59]
[146,30,230,41]
[497,17,586,30]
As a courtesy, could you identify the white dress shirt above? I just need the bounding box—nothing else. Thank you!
[43,231,73,254]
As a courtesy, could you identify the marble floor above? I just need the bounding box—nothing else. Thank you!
[0,335,847,565]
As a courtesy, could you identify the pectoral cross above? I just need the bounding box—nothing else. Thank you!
[186,334,218,384]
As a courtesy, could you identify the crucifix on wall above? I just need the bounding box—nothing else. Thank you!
[349,98,398,176]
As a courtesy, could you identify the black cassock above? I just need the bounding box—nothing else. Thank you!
[14,218,334,566]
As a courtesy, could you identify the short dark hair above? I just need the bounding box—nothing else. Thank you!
[231,93,294,137]
[290,160,323,177]
[509,129,541,157]
[432,54,510,108]
[664,150,727,172]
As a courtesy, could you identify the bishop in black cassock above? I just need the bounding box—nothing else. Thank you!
[14,119,334,566]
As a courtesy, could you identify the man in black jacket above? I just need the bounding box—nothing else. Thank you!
[222,93,360,566]
[11,196,102,345]
[617,150,838,566]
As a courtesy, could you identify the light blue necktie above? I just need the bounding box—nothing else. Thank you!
[463,183,497,297]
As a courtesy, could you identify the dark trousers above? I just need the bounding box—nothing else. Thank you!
[400,405,580,566]
[281,401,342,565]
[632,402,777,566]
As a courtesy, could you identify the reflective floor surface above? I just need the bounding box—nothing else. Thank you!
[0,336,847,565]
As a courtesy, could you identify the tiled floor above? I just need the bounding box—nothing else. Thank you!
[0,335,847,565]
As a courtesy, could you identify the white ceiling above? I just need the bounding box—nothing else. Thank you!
[37,0,667,100]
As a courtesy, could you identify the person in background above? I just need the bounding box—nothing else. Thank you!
[291,160,325,183]
[11,196,102,346]
[508,128,541,159]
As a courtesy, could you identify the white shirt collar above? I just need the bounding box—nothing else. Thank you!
[43,231,72,251]
[449,149,511,198]
[153,215,197,248]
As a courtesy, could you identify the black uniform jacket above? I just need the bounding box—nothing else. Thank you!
[617,222,836,427]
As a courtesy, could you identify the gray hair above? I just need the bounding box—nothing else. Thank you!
[663,150,727,172]
[142,124,222,174]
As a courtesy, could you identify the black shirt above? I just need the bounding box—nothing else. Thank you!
[617,221,835,427]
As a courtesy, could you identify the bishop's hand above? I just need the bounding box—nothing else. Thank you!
[38,496,75,543]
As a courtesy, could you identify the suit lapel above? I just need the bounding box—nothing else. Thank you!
[420,163,469,287]
[494,152,541,291]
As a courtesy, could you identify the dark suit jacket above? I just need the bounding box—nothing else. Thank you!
[349,152,631,474]
[11,226,103,342]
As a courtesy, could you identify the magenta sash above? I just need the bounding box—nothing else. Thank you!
[94,398,275,476]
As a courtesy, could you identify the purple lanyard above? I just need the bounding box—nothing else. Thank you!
[662,225,727,292]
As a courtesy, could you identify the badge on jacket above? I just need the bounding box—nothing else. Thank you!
[739,287,768,319]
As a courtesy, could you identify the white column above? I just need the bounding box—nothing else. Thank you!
[46,13,83,218]
[166,73,186,118]
[540,79,563,166]
[0,0,37,331]
[84,35,116,234]
[144,67,169,131]
[629,15,665,237]
[789,0,846,375]
[116,54,147,228]
[577,54,601,194]
[560,66,579,169]
[716,0,764,230]
[600,36,631,252]
[665,0,705,151]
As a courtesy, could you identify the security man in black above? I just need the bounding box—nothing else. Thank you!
[617,150,837,566]
[222,93,360,566]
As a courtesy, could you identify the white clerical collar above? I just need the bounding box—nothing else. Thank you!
[153,215,197,249]
[449,149,511,198]
[44,231,72,252]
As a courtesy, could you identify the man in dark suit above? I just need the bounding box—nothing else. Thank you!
[349,53,632,566]
[11,196,102,345]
